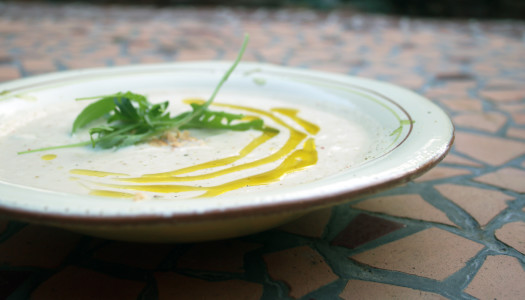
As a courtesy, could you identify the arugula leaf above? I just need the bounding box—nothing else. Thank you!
[17,34,272,155]
[180,103,267,131]
[72,97,115,134]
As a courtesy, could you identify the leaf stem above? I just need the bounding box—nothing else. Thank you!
[176,34,249,127]
[17,141,92,155]
[75,93,119,101]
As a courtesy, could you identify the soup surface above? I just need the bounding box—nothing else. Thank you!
[0,90,389,200]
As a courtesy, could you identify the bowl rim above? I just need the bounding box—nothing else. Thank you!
[0,61,455,227]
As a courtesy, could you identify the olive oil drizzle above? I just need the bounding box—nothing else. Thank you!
[70,169,128,177]
[121,130,305,183]
[93,138,317,198]
[271,108,320,135]
[41,154,57,161]
[89,190,135,198]
[71,101,320,198]
[119,101,307,182]
[201,137,317,197]
[139,130,278,178]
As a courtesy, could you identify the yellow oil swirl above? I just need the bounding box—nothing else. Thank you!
[136,130,278,179]
[41,154,57,161]
[70,100,320,198]
[70,169,128,177]
[271,108,320,135]
[89,190,135,198]
[121,100,307,183]
[202,138,317,197]
[94,138,317,198]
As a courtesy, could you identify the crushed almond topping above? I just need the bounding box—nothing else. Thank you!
[133,192,146,202]
[148,130,196,148]
[148,139,168,147]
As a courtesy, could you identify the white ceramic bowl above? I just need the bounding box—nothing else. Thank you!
[0,62,454,242]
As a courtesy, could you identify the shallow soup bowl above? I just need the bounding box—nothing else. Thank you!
[0,62,454,242]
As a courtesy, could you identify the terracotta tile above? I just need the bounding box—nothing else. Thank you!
[511,112,525,125]
[0,270,32,299]
[424,63,465,77]
[21,58,56,74]
[0,49,13,63]
[480,89,525,102]
[176,48,218,61]
[445,79,477,91]
[435,184,512,226]
[474,167,525,193]
[465,255,525,299]
[264,245,338,299]
[242,34,272,49]
[446,53,476,64]
[441,154,483,167]
[155,272,263,300]
[454,132,525,165]
[63,59,108,70]
[111,57,134,66]
[0,65,21,82]
[507,128,525,140]
[31,266,146,300]
[351,194,455,226]
[127,41,153,55]
[267,21,297,36]
[495,221,525,255]
[255,47,288,64]
[93,242,173,269]
[497,102,525,114]
[0,225,81,268]
[290,48,337,64]
[177,240,261,273]
[424,86,469,99]
[90,45,121,57]
[351,228,484,281]
[310,63,350,74]
[471,66,503,77]
[452,112,507,133]
[139,55,165,64]
[440,98,483,112]
[340,280,447,300]
[279,208,332,238]
[414,166,472,182]
[322,23,342,35]
[332,214,405,249]
[486,78,525,89]
[157,41,178,56]
[222,50,259,63]
[357,66,403,79]
[434,72,475,82]
[388,74,426,90]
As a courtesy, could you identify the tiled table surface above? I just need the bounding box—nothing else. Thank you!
[0,2,524,299]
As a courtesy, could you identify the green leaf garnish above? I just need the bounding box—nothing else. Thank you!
[72,96,116,133]
[18,34,273,155]
[180,103,267,131]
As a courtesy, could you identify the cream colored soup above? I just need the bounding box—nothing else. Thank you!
[0,90,390,200]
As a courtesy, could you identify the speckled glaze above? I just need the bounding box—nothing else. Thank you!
[0,62,453,242]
